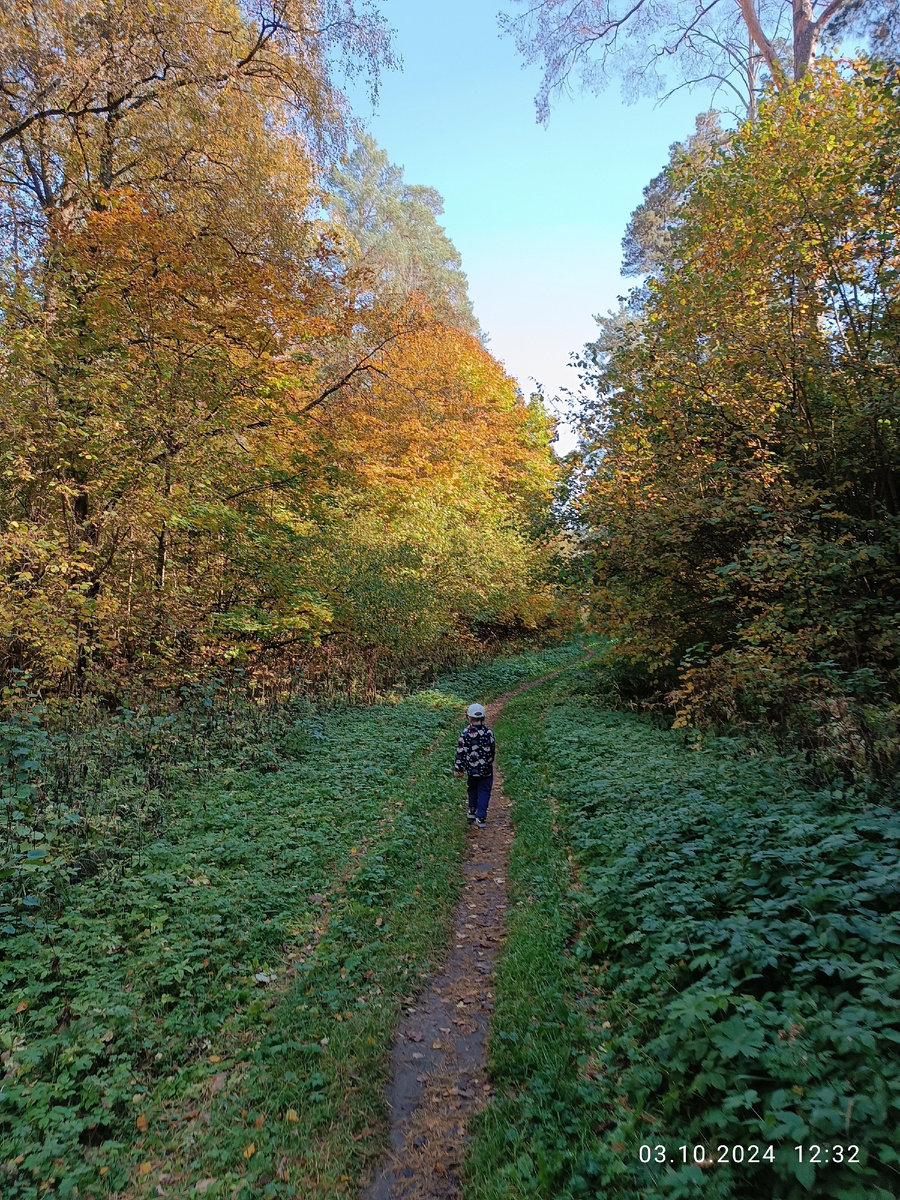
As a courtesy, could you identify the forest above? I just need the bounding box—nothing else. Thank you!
[1,0,898,1198]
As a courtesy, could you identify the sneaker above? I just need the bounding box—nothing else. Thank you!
[466,810,477,823]
[474,819,487,829]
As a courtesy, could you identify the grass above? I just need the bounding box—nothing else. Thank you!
[468,665,900,1200]
[0,641,587,1199]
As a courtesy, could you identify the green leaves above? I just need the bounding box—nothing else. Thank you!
[572,64,900,776]
[471,675,900,1199]
[0,646,584,1197]
[709,1015,767,1060]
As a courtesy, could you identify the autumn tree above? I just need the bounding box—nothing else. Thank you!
[300,323,559,671]
[0,193,340,684]
[0,196,559,691]
[0,0,566,697]
[0,0,394,241]
[573,63,900,771]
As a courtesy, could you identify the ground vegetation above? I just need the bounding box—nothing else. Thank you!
[0,645,584,1198]
[469,665,900,1199]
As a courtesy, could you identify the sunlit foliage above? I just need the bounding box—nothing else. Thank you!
[0,1,561,699]
[575,63,900,773]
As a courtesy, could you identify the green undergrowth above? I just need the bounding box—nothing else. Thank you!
[468,667,900,1200]
[0,642,586,1198]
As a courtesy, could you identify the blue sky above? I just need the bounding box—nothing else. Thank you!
[350,0,718,448]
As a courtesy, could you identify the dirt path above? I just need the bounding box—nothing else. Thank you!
[361,663,583,1200]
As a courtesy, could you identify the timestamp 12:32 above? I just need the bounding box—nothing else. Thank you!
[638,1144,861,1166]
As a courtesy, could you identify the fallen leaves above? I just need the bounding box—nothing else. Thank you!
[243,1142,256,1159]
[135,1114,149,1132]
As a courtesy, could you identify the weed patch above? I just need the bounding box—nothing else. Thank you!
[0,643,585,1197]
[469,673,900,1200]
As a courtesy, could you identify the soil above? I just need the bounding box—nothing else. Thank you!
[360,664,580,1200]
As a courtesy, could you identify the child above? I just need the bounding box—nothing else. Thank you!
[453,702,496,829]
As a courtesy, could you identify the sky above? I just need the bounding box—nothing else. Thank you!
[349,0,719,451]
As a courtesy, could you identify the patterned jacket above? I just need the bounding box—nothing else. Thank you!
[454,724,496,778]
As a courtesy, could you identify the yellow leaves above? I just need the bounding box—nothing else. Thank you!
[138,1161,153,1175]
[285,1108,299,1123]
[135,1114,149,1132]
[0,72,559,697]
[243,1143,256,1160]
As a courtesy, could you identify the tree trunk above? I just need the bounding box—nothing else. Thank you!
[155,459,172,591]
[792,0,818,79]
[736,0,788,88]
[746,32,760,120]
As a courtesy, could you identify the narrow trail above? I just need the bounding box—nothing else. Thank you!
[361,662,584,1200]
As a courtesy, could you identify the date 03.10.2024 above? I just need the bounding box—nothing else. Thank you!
[638,1144,861,1167]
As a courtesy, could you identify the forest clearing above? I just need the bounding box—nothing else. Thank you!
[1,1,899,1198]
[4,646,898,1199]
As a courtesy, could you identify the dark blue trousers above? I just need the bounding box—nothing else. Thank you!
[467,774,493,821]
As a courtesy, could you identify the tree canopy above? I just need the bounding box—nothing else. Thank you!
[499,0,884,119]
[0,1,562,700]
[572,62,900,774]
[326,130,479,334]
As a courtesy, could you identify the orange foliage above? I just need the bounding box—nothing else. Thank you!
[0,195,560,693]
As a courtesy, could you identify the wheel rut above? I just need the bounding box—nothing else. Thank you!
[361,662,584,1200]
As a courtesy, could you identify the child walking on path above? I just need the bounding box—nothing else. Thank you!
[453,703,496,829]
